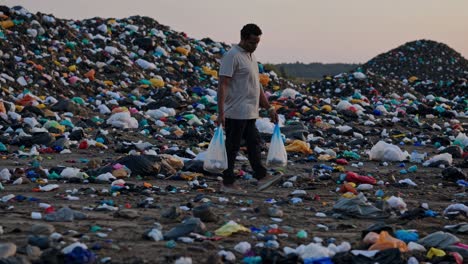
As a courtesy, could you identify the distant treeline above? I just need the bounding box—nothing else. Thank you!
[265,62,361,81]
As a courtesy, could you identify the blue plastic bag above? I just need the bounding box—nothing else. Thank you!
[266,124,287,167]
[203,125,228,173]
[395,230,419,243]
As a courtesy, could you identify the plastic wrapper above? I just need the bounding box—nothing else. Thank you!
[369,141,409,161]
[203,125,228,173]
[266,124,288,167]
[369,231,408,252]
[214,221,250,237]
[285,140,312,154]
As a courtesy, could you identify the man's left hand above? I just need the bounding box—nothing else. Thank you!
[269,108,278,124]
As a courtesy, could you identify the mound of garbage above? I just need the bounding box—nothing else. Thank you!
[0,5,281,100]
[361,39,468,97]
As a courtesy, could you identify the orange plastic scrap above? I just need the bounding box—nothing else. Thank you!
[34,64,44,71]
[111,106,128,113]
[285,140,313,154]
[0,101,6,113]
[103,80,114,86]
[202,66,218,78]
[175,47,189,56]
[16,94,36,106]
[0,20,14,29]
[84,69,96,81]
[259,74,270,86]
[369,231,408,252]
[269,103,282,112]
[339,183,358,195]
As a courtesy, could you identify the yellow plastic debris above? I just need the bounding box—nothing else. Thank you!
[285,140,312,154]
[103,80,114,86]
[342,192,356,199]
[321,105,332,112]
[95,142,107,149]
[259,74,270,86]
[175,47,189,56]
[333,165,345,172]
[150,78,165,88]
[202,66,218,78]
[37,104,46,109]
[318,154,333,161]
[215,220,250,237]
[68,65,77,72]
[0,20,14,29]
[427,247,446,259]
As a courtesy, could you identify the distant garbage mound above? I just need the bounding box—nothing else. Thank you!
[361,39,468,97]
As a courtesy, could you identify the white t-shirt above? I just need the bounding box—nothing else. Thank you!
[218,45,260,119]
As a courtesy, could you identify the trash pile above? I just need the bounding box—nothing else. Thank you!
[305,71,417,98]
[0,6,281,99]
[0,5,467,264]
[361,39,468,98]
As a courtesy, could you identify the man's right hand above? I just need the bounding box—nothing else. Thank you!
[217,112,225,127]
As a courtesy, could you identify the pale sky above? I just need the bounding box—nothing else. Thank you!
[2,0,468,64]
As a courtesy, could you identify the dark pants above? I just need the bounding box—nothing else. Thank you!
[223,118,267,184]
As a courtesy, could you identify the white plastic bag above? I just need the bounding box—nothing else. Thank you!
[423,153,453,166]
[266,124,288,167]
[203,125,228,173]
[369,141,408,162]
[106,112,138,129]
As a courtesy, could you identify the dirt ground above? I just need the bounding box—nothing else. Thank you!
[0,134,466,264]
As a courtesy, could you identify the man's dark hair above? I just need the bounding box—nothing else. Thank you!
[241,24,262,40]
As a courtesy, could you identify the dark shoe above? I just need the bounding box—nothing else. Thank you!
[257,174,282,191]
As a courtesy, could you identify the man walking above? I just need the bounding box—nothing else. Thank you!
[217,23,280,192]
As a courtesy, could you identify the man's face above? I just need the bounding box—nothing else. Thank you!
[242,34,261,53]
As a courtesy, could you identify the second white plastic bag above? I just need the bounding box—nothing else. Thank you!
[203,125,228,173]
[266,124,288,167]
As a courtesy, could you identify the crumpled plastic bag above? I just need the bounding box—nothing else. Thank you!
[386,196,407,213]
[369,141,409,161]
[332,193,388,219]
[427,247,446,259]
[423,153,453,167]
[369,231,408,252]
[266,124,287,167]
[285,140,312,154]
[418,231,460,249]
[203,125,228,173]
[214,220,250,236]
[454,133,468,148]
[256,118,275,134]
[280,88,299,99]
[106,112,138,129]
